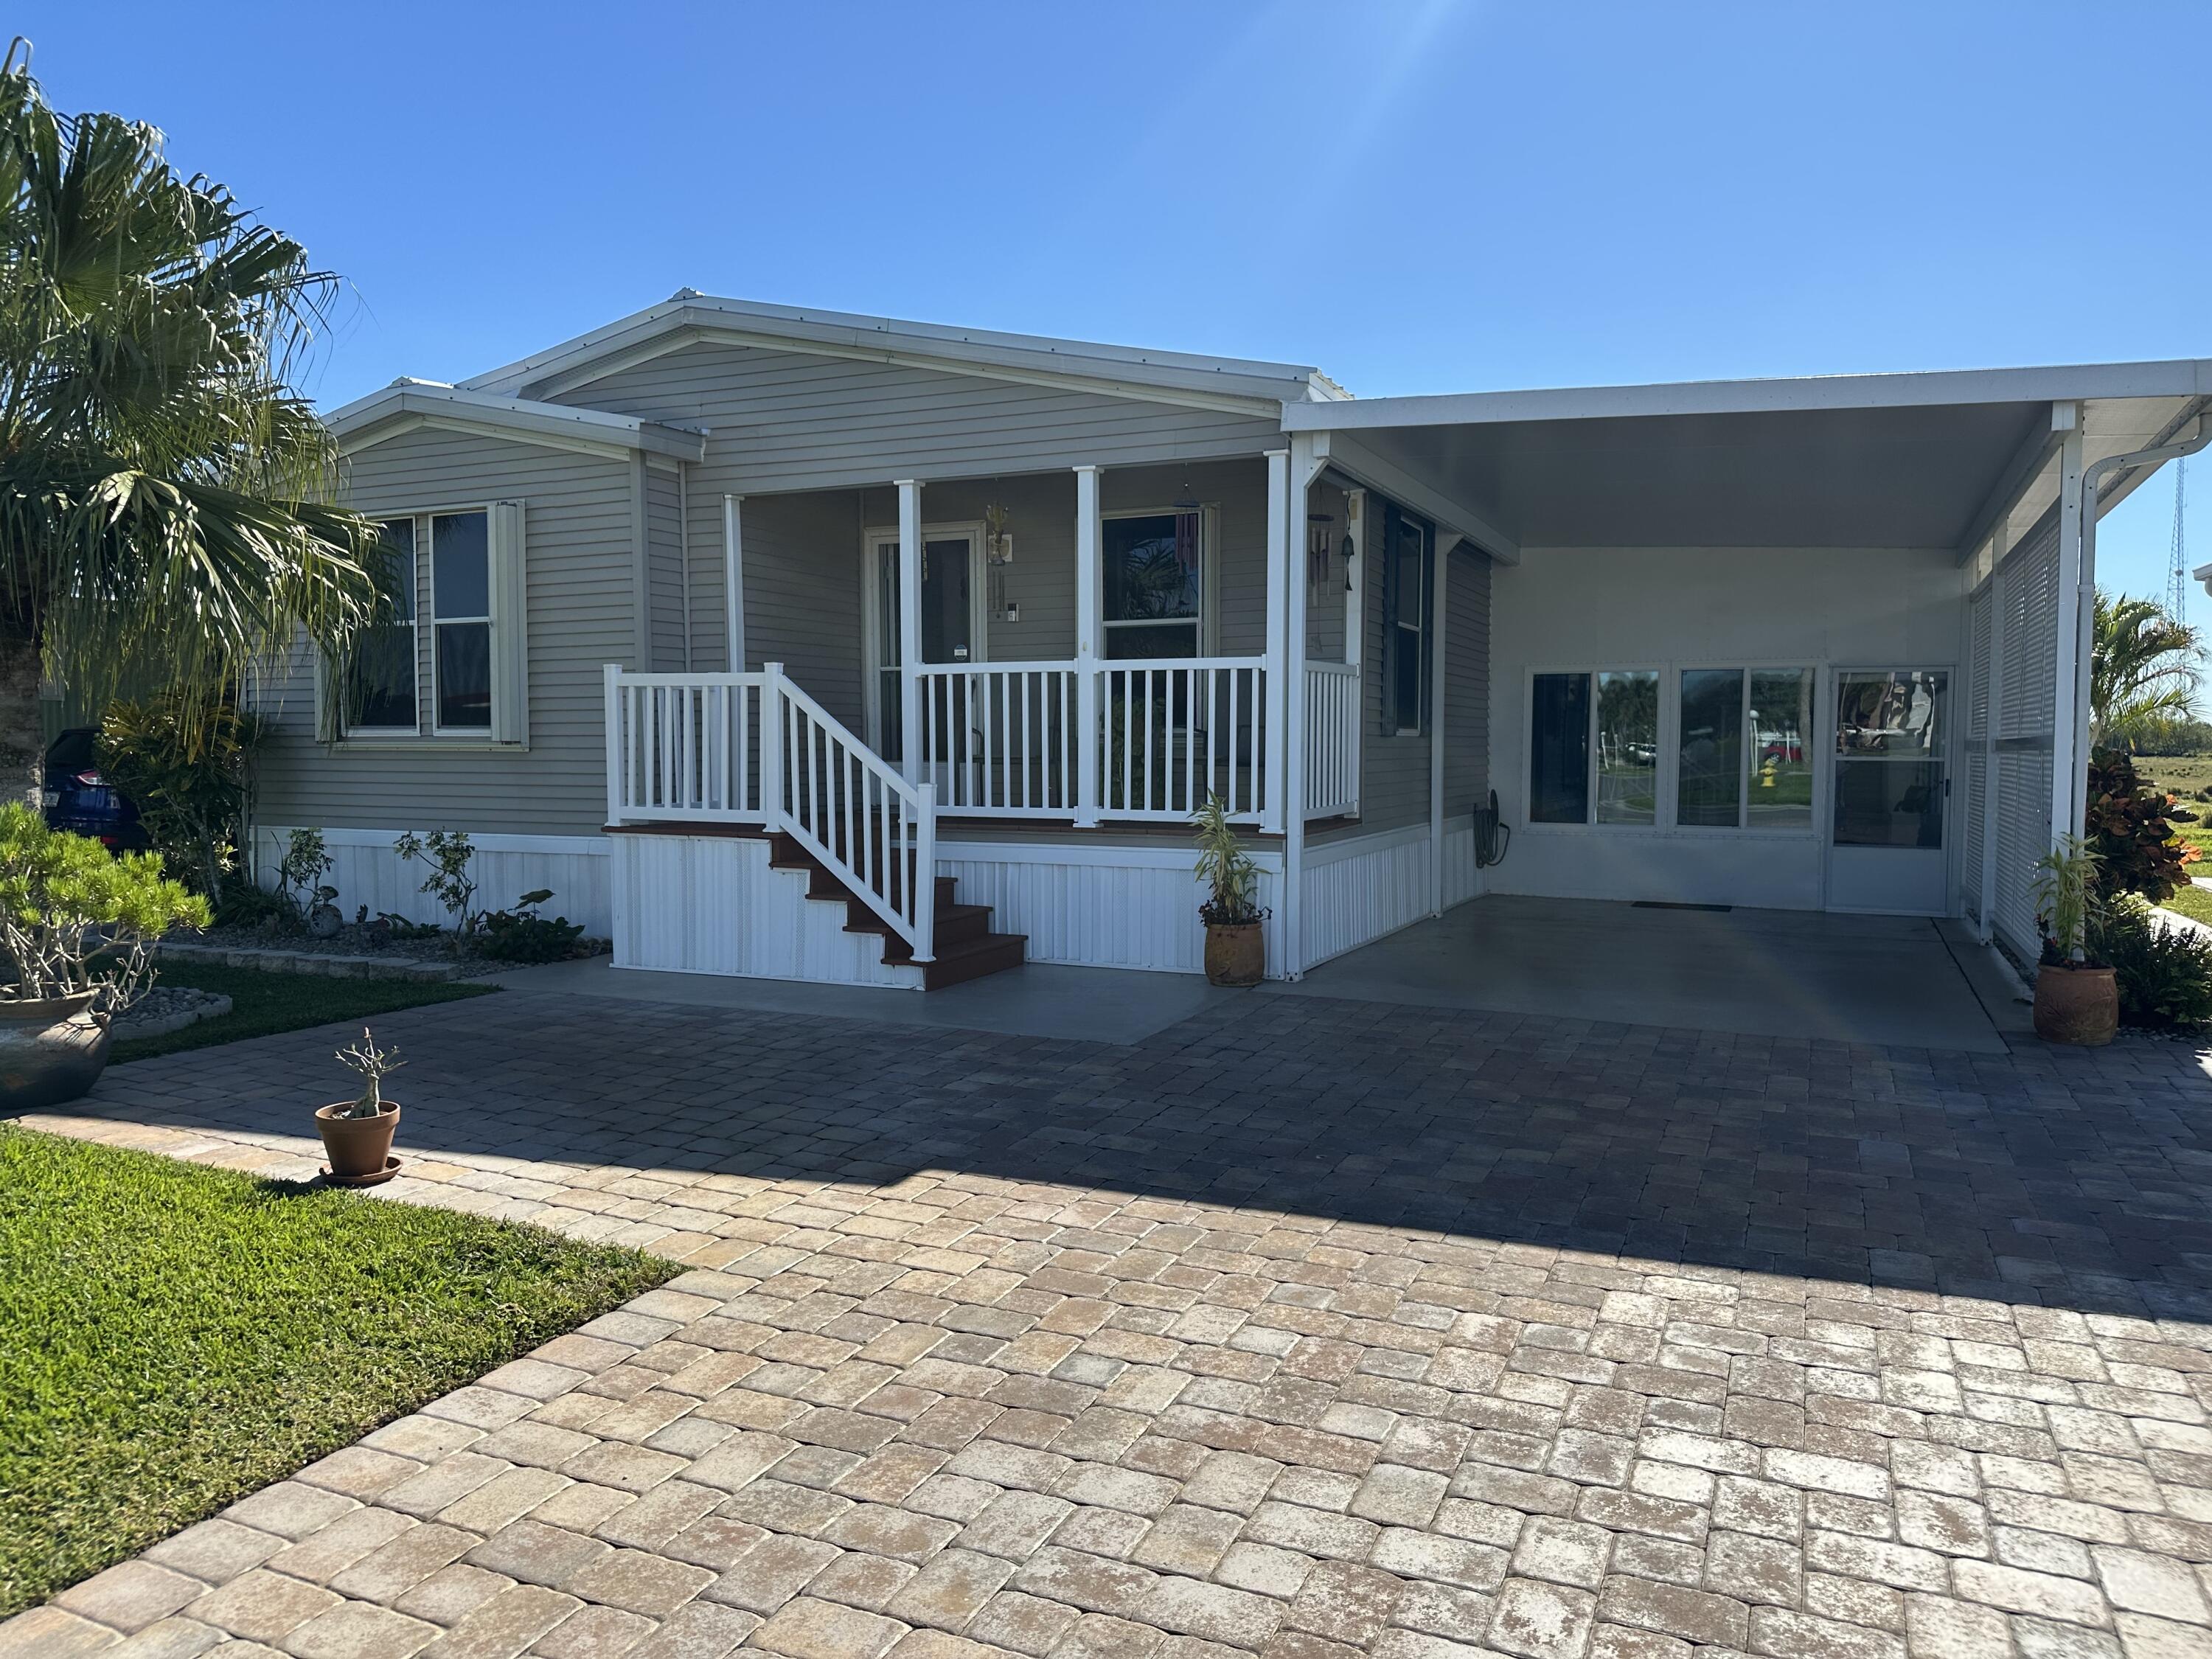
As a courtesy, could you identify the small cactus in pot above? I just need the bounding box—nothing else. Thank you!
[314,1026,406,1183]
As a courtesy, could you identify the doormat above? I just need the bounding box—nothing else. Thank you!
[1631,901,1733,912]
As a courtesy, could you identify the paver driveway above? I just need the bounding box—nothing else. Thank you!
[9,990,2212,1659]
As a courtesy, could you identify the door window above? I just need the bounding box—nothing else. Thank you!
[872,534,976,762]
[1833,669,1946,848]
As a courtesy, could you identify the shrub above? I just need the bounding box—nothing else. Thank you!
[273,828,335,925]
[476,889,585,964]
[394,830,479,937]
[1193,793,1267,928]
[2093,894,2212,1032]
[97,688,263,900]
[2084,746,2188,903]
[0,806,206,1008]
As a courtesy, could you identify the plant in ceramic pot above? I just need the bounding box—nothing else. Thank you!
[0,804,206,1108]
[2031,832,2118,1046]
[316,1026,405,1186]
[1194,791,1267,987]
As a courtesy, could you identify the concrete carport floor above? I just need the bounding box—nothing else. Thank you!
[1277,894,2023,1052]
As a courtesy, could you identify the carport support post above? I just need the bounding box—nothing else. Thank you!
[1074,465,1101,829]
[897,479,923,784]
[2050,419,2084,844]
[1430,532,1458,917]
[1976,523,2007,945]
[1282,435,1323,978]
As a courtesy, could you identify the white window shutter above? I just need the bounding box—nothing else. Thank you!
[313,638,339,743]
[490,500,529,745]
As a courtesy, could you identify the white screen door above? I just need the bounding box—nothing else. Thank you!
[1826,667,1950,914]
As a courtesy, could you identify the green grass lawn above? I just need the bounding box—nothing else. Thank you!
[114,963,498,1063]
[0,1124,675,1616]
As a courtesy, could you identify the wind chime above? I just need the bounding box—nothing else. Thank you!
[984,499,1015,622]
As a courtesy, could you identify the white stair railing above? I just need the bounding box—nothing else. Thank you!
[768,664,936,961]
[605,663,934,961]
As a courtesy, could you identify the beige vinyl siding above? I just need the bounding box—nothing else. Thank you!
[644,460,687,670]
[1444,543,1491,816]
[550,341,1282,495]
[740,489,867,731]
[253,427,635,837]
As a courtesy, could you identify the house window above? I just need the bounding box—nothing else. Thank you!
[344,518,418,731]
[1677,667,1816,830]
[1102,511,1202,659]
[431,509,492,731]
[1382,506,1431,734]
[1530,669,1659,825]
[1531,666,1814,829]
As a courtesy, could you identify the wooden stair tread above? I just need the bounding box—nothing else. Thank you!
[765,830,1024,991]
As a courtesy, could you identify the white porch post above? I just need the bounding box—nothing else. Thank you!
[2050,417,2084,844]
[1074,465,1102,828]
[1263,449,1290,838]
[1976,526,2007,945]
[603,662,625,826]
[721,495,746,672]
[1430,532,1458,917]
[897,479,923,783]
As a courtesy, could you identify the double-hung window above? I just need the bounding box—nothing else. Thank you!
[343,518,419,731]
[1102,510,1203,659]
[1382,505,1432,735]
[1529,665,1815,829]
[330,501,525,744]
[431,509,493,731]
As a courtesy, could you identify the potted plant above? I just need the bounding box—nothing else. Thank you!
[316,1027,405,1186]
[1194,791,1267,987]
[2031,832,2118,1046]
[0,805,206,1108]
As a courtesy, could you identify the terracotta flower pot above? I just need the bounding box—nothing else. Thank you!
[0,991,111,1110]
[315,1100,401,1183]
[2033,963,2118,1046]
[1205,922,1264,987]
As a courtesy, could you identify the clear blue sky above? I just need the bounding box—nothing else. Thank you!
[16,0,2207,606]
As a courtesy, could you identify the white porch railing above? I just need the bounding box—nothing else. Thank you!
[914,664,1081,816]
[1304,660,1360,819]
[605,664,935,961]
[1096,658,1268,823]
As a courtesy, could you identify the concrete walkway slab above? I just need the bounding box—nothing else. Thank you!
[1280,896,2011,1052]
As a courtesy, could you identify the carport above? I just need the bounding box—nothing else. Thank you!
[1280,897,2016,1051]
[1286,361,2212,973]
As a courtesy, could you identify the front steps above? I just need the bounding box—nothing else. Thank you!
[767,832,1026,990]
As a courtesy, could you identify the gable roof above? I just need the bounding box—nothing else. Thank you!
[329,380,709,464]
[457,292,1346,413]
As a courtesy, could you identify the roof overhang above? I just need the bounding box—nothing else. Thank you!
[1281,360,2212,554]
[457,293,1341,416]
[330,381,709,465]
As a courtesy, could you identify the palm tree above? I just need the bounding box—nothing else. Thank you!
[0,47,387,800]
[2091,590,2202,748]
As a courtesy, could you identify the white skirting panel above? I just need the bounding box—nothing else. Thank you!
[254,827,612,936]
[935,841,1284,978]
[611,833,921,987]
[1302,818,1478,971]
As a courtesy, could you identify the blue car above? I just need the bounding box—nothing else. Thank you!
[42,728,147,851]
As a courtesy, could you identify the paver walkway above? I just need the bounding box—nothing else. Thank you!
[7,990,2212,1659]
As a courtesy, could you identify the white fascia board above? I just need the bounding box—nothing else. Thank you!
[330,382,706,463]
[1282,359,2212,431]
[1315,431,1520,566]
[458,295,1331,409]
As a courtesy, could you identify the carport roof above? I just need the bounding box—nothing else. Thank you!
[1286,358,2211,554]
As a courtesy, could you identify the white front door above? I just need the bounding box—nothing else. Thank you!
[1826,667,1952,914]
